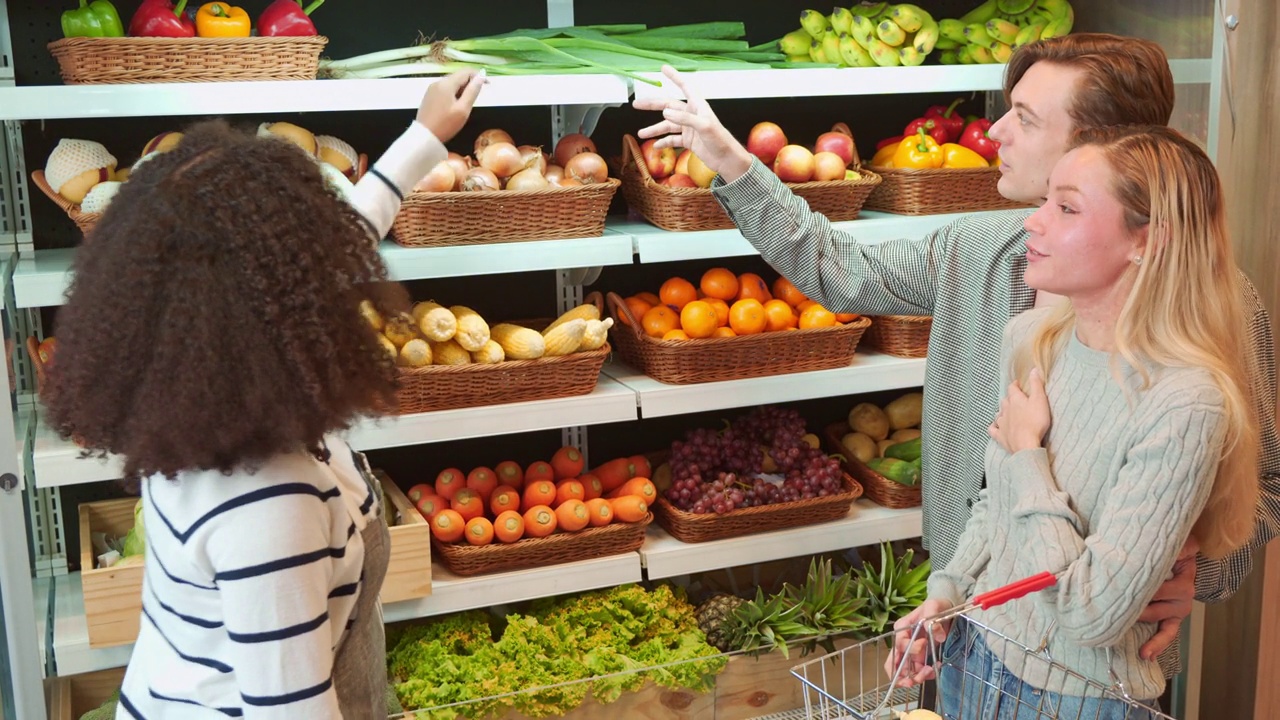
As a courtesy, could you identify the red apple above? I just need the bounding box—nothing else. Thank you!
[662,173,697,187]
[675,149,692,176]
[814,132,855,167]
[812,151,847,181]
[773,145,815,183]
[640,138,677,180]
[687,152,717,188]
[746,122,788,166]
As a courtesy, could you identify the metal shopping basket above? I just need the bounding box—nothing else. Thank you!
[791,573,1175,720]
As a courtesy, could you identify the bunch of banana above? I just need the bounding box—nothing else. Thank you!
[779,3,941,69]
[936,0,1075,65]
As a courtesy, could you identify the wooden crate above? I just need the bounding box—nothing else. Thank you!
[377,471,432,604]
[78,498,144,649]
[45,666,125,720]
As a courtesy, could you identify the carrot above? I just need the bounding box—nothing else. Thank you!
[464,517,494,546]
[579,473,604,501]
[434,467,466,501]
[628,455,653,480]
[430,509,466,542]
[451,489,486,522]
[493,510,525,543]
[414,495,447,522]
[522,480,557,511]
[585,498,613,527]
[555,499,590,532]
[609,495,649,523]
[489,486,522,517]
[555,479,585,507]
[465,466,499,504]
[524,460,555,486]
[494,460,524,490]
[406,483,435,504]
[550,446,586,480]
[523,505,558,538]
[594,457,635,492]
[606,477,656,502]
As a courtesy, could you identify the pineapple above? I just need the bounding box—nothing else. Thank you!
[853,542,932,634]
[696,593,747,652]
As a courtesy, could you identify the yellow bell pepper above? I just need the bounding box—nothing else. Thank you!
[940,143,989,169]
[195,2,250,37]
[870,143,898,168]
[892,128,943,170]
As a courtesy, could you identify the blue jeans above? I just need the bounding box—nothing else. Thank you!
[936,620,1161,720]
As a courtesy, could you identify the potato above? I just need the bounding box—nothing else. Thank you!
[841,432,877,464]
[885,392,924,430]
[877,439,897,457]
[891,428,922,443]
[801,433,820,449]
[849,402,890,441]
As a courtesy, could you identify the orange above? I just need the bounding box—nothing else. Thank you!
[737,272,773,303]
[620,296,652,326]
[699,267,740,301]
[835,312,861,323]
[680,300,719,338]
[795,299,817,312]
[763,299,797,332]
[799,303,838,329]
[663,328,690,341]
[772,277,809,307]
[642,305,680,338]
[635,291,661,306]
[712,327,737,338]
[728,299,767,335]
[703,297,730,327]
[659,276,698,310]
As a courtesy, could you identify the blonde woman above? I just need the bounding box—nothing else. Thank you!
[890,125,1259,719]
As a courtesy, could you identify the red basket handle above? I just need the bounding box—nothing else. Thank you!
[972,572,1056,610]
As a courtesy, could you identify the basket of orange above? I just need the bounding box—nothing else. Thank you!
[606,269,872,385]
[420,447,654,577]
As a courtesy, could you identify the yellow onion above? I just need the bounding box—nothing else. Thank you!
[461,167,501,191]
[517,145,547,174]
[478,142,524,179]
[413,160,456,193]
[544,164,565,184]
[565,152,608,185]
[474,128,514,156]
[505,167,550,191]
[554,133,596,168]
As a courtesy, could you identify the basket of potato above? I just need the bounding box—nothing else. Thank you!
[823,391,923,509]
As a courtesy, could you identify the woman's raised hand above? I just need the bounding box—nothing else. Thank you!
[417,70,486,144]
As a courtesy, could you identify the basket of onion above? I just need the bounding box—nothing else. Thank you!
[391,129,622,247]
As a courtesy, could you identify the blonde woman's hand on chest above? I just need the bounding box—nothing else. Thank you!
[988,367,1052,454]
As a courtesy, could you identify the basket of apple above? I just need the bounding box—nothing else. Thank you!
[620,122,880,232]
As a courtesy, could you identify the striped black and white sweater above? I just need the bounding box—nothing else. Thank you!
[116,121,445,720]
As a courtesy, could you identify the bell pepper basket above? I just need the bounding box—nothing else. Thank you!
[863,132,1028,216]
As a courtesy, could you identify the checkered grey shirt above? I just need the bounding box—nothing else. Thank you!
[713,161,1280,606]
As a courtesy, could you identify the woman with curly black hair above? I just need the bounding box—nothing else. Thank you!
[46,71,485,719]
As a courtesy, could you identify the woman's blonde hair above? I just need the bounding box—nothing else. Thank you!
[1011,125,1258,559]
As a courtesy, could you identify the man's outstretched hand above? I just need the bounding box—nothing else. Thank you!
[632,65,755,183]
[1138,536,1199,660]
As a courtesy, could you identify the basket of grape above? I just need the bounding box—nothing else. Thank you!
[652,406,863,543]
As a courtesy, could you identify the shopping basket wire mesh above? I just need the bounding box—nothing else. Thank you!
[791,572,1176,720]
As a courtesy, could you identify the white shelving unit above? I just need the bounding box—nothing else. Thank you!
[383,554,644,624]
[49,574,134,676]
[604,353,926,419]
[641,501,923,580]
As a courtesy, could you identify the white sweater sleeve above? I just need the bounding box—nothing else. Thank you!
[203,493,345,718]
[348,121,447,242]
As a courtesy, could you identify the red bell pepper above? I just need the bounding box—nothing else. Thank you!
[128,0,195,37]
[924,98,966,143]
[258,0,325,37]
[876,135,905,151]
[903,115,952,145]
[959,118,1000,162]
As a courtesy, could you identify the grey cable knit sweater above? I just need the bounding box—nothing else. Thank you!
[927,307,1229,700]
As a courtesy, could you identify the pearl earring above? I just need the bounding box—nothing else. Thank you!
[1133,256,1143,265]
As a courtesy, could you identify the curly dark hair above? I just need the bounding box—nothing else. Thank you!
[46,119,408,480]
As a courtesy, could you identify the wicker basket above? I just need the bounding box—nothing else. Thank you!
[33,155,368,237]
[390,179,620,247]
[822,422,921,509]
[432,513,652,576]
[47,36,327,84]
[606,291,871,385]
[650,451,863,543]
[863,165,1030,215]
[862,315,932,358]
[390,293,609,414]
[619,134,881,232]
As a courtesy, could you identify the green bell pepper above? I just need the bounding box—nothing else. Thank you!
[61,0,125,38]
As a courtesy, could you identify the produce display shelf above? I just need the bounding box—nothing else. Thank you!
[383,553,644,624]
[0,75,631,121]
[29,377,637,488]
[34,575,51,670]
[50,573,134,676]
[16,405,32,489]
[614,210,986,264]
[603,354,926,419]
[630,58,1210,101]
[640,501,923,580]
[13,235,636,309]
